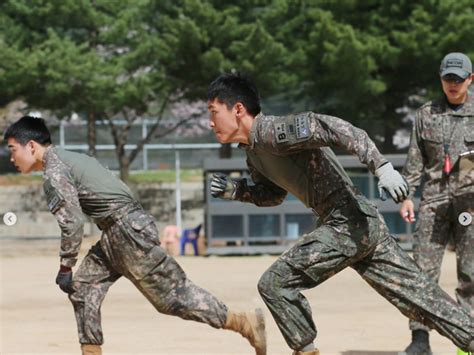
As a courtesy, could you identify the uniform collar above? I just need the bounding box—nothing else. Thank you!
[438,93,474,115]
[238,112,263,151]
[42,145,55,168]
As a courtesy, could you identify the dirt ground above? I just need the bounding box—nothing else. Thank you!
[0,237,463,355]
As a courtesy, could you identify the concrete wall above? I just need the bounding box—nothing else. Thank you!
[0,182,204,239]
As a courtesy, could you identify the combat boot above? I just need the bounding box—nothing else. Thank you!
[81,344,102,355]
[224,308,266,355]
[404,330,432,355]
[292,349,320,355]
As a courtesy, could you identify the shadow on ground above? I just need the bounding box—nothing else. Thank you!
[342,351,402,355]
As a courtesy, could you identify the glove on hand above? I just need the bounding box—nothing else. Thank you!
[210,173,238,200]
[375,163,409,203]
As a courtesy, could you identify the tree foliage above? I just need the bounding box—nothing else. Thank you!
[1,0,473,178]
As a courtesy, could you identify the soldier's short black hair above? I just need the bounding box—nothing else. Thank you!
[4,116,52,146]
[207,73,261,116]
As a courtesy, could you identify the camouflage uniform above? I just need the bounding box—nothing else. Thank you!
[43,146,227,345]
[403,94,474,332]
[232,112,473,351]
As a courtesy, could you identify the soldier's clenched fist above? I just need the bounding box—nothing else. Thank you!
[210,173,237,200]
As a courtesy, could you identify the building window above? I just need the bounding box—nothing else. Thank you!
[211,215,243,239]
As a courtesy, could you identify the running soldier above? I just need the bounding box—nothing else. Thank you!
[4,116,266,355]
[207,73,474,355]
[400,52,473,355]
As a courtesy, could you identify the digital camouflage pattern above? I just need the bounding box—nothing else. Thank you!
[403,95,474,331]
[43,146,228,345]
[43,147,134,267]
[404,94,474,201]
[234,112,474,351]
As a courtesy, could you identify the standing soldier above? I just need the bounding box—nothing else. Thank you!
[400,52,473,355]
[207,73,474,355]
[4,116,266,355]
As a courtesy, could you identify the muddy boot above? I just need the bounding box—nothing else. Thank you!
[404,330,432,355]
[292,350,320,355]
[81,344,102,355]
[224,308,266,355]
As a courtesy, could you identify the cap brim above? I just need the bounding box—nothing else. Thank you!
[441,67,470,79]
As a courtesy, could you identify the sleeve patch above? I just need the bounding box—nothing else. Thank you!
[273,115,311,145]
[44,180,65,214]
[295,116,310,139]
[274,122,289,143]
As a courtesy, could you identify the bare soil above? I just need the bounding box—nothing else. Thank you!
[0,237,461,355]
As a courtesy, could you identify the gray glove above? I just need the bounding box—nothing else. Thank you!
[375,163,409,203]
[56,266,74,294]
[210,173,237,200]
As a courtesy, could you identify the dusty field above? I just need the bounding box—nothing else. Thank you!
[0,237,463,355]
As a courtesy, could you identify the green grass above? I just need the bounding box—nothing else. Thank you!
[0,174,43,186]
[0,169,204,186]
[129,169,203,183]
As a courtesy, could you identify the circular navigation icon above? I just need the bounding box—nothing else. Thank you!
[3,212,18,226]
[458,212,472,226]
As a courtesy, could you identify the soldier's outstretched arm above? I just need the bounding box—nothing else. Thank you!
[254,112,388,174]
[253,112,408,202]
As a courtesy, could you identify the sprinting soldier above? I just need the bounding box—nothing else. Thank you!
[4,116,266,355]
[207,73,474,355]
[400,52,473,355]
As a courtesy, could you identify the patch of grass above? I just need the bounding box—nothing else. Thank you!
[129,169,203,183]
[0,169,204,186]
[0,174,43,186]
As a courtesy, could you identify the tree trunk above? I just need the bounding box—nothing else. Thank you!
[87,112,96,156]
[219,143,232,159]
[382,110,399,153]
[119,157,130,184]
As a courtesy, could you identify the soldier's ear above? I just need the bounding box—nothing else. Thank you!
[27,140,36,154]
[235,102,247,118]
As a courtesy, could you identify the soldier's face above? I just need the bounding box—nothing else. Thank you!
[208,99,239,143]
[7,138,38,174]
[441,74,473,104]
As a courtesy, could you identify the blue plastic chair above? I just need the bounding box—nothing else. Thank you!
[180,224,202,256]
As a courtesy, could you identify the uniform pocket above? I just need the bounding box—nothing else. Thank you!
[122,211,161,249]
[354,197,378,218]
[129,211,155,231]
[464,124,474,146]
[421,116,444,143]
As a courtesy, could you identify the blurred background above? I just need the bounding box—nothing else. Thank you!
[1,0,473,251]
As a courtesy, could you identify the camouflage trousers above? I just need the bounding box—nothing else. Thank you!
[257,208,474,351]
[410,195,473,332]
[68,204,228,345]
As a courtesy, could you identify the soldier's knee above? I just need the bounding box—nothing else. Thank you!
[258,268,279,300]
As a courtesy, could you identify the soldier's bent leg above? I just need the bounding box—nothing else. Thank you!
[258,239,354,351]
[353,236,474,351]
[134,252,228,328]
[69,242,121,345]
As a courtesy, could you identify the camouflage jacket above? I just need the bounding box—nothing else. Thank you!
[235,112,387,219]
[403,94,474,202]
[42,146,135,267]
